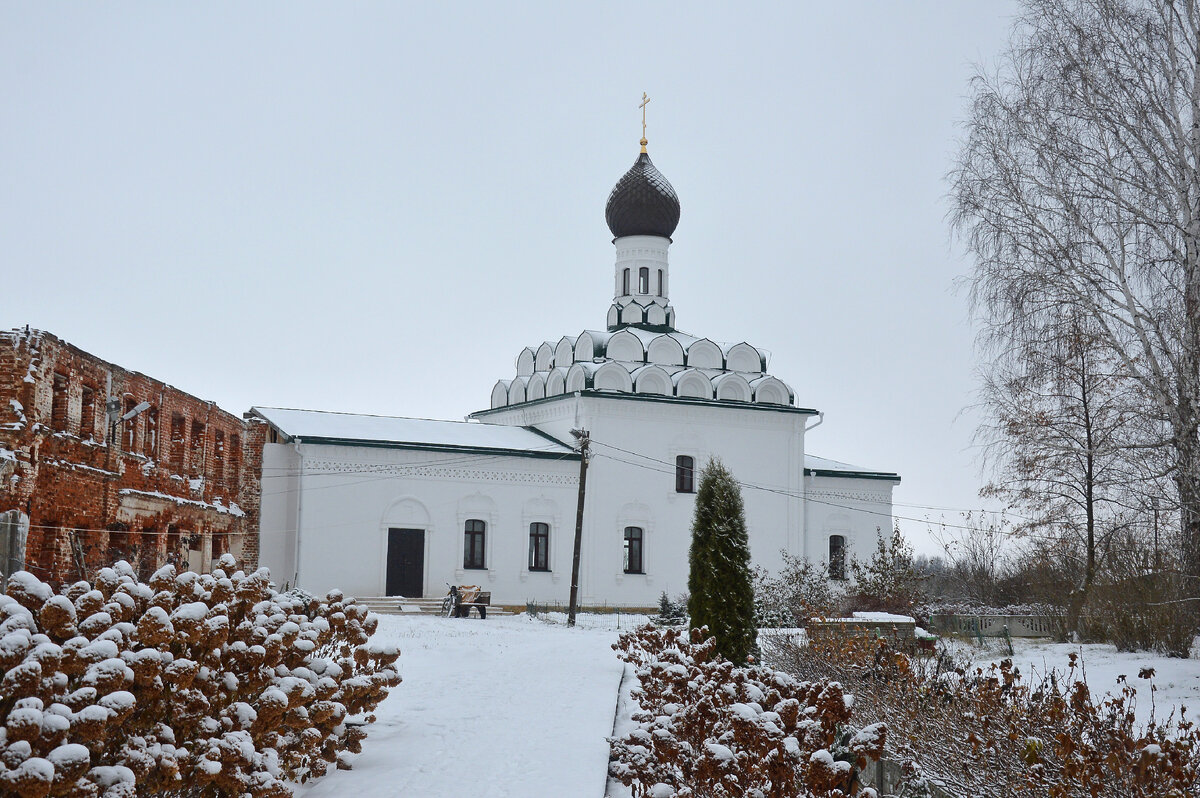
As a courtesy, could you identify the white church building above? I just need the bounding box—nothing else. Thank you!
[253,136,899,608]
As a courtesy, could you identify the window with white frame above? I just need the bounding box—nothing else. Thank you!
[623,526,644,574]
[528,522,549,571]
[464,519,486,569]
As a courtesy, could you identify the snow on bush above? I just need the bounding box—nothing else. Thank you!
[764,631,1200,797]
[608,625,884,797]
[0,556,401,797]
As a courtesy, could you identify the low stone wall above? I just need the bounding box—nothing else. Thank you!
[807,617,917,650]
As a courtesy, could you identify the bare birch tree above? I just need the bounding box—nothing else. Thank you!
[951,0,1200,604]
[977,319,1148,633]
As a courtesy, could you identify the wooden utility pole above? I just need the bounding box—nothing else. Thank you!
[567,428,589,627]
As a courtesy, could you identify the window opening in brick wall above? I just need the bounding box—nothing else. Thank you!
[138,527,158,580]
[169,415,186,472]
[167,524,186,565]
[190,420,206,478]
[528,522,549,571]
[213,430,225,484]
[463,519,486,569]
[828,535,847,580]
[143,407,157,458]
[639,267,649,294]
[622,268,630,295]
[123,398,138,451]
[623,526,644,574]
[657,269,664,296]
[80,386,96,440]
[212,533,228,561]
[51,373,69,432]
[230,434,241,488]
[675,455,695,493]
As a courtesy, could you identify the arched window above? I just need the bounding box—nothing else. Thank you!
[623,526,644,574]
[622,268,630,295]
[657,269,664,295]
[464,519,486,569]
[638,267,649,294]
[829,535,847,580]
[528,522,549,571]
[675,455,695,493]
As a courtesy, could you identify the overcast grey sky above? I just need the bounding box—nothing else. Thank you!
[1,2,1020,553]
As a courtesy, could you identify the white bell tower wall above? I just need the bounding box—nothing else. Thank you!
[610,234,675,330]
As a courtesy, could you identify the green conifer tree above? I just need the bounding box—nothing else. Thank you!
[687,458,756,663]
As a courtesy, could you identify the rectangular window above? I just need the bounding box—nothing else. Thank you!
[638,267,649,294]
[528,522,549,571]
[51,373,69,432]
[123,397,138,451]
[622,268,630,295]
[170,415,186,471]
[80,386,96,439]
[143,407,158,458]
[657,269,664,296]
[623,526,643,574]
[190,420,206,477]
[213,430,225,484]
[229,433,241,487]
[464,519,486,569]
[675,455,695,493]
[829,535,847,580]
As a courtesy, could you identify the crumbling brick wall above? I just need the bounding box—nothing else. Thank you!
[0,327,264,586]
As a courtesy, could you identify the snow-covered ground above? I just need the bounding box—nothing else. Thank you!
[292,613,1200,797]
[970,638,1200,728]
[293,612,648,798]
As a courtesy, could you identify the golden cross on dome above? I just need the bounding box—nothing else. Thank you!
[639,92,650,153]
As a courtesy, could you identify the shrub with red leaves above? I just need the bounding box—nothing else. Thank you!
[0,556,400,797]
[609,624,884,798]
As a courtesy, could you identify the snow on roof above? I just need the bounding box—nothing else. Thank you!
[251,407,574,455]
[805,454,900,481]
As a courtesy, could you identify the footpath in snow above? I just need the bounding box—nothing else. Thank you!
[294,612,638,798]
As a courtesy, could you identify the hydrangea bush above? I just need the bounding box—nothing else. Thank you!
[609,625,885,798]
[0,556,401,797]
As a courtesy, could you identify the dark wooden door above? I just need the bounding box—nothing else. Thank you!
[386,528,424,597]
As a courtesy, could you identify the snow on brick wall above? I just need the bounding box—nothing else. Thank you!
[0,328,264,586]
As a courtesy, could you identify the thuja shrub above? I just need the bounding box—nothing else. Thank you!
[608,625,885,798]
[764,632,1200,798]
[0,556,401,797]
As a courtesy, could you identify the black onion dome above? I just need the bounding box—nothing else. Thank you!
[605,152,680,239]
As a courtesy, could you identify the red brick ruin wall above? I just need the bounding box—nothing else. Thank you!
[0,328,264,586]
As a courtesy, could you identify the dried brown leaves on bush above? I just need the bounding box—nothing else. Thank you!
[608,624,885,798]
[0,556,401,797]
[764,631,1199,797]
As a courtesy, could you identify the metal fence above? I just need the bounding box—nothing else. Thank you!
[929,613,1062,639]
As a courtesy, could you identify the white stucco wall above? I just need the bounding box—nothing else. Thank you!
[256,395,899,607]
[259,443,300,589]
[802,473,898,579]
[258,440,580,602]
[478,393,810,607]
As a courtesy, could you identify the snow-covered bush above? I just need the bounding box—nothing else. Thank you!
[848,526,923,616]
[608,625,885,797]
[753,553,841,628]
[0,556,401,797]
[765,631,1200,797]
[651,592,687,627]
